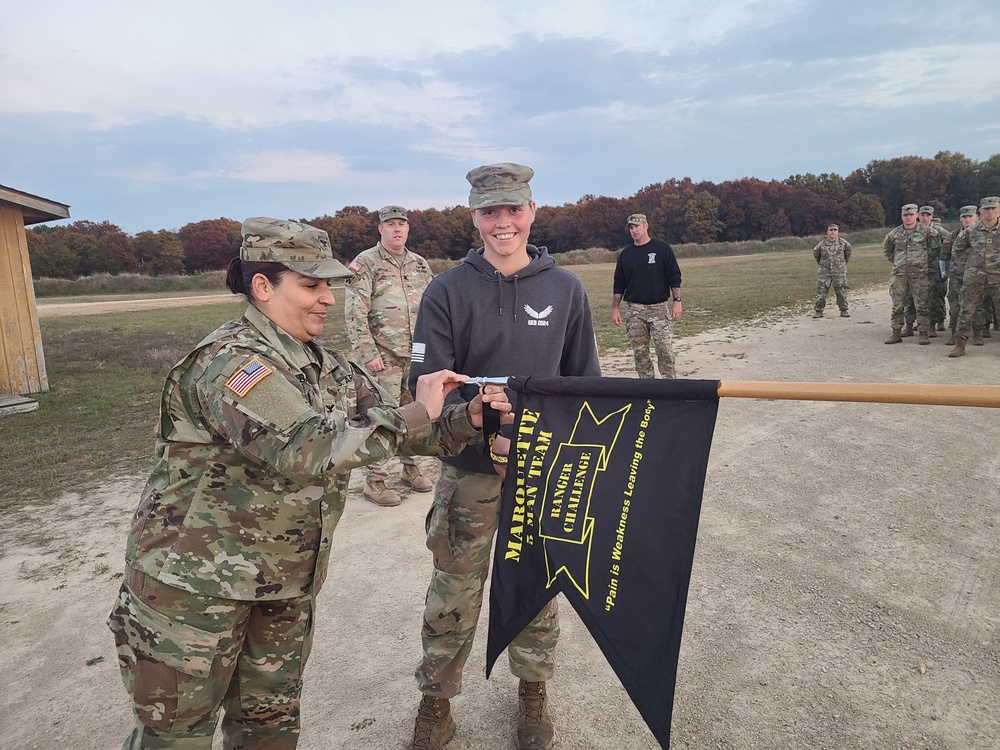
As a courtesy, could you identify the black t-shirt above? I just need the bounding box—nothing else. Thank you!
[613,238,682,304]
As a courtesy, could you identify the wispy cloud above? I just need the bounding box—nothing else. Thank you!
[3,0,998,232]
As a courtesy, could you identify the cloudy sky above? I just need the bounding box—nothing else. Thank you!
[2,0,998,233]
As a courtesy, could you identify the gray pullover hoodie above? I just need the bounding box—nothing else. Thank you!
[408,244,601,474]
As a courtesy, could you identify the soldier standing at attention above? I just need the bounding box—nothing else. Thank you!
[942,205,980,345]
[919,206,950,335]
[884,203,933,345]
[611,213,683,378]
[811,223,852,318]
[948,196,1000,358]
[406,163,601,750]
[345,205,436,506]
[107,217,511,750]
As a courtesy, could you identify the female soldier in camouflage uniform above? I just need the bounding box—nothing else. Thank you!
[107,218,510,750]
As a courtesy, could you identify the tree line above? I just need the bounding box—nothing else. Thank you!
[26,151,1000,280]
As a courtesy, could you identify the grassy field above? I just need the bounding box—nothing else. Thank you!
[1,246,889,511]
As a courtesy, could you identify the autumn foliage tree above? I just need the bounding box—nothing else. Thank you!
[406,207,476,259]
[133,230,185,276]
[847,156,952,220]
[25,220,137,278]
[178,218,242,272]
[306,207,373,263]
[25,151,1000,279]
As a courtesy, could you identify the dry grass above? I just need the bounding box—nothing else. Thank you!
[2,247,890,509]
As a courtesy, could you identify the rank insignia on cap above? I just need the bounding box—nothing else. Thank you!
[226,358,273,397]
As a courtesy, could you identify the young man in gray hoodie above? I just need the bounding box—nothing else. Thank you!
[406,163,601,750]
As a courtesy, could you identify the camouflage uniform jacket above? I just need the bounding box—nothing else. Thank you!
[813,237,852,272]
[953,219,1000,282]
[926,223,951,270]
[943,227,970,277]
[344,243,434,364]
[883,224,932,277]
[126,305,480,601]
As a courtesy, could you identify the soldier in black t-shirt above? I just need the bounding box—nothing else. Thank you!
[611,213,683,378]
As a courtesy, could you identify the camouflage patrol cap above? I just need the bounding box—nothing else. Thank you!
[467,163,534,209]
[980,196,1000,209]
[378,205,408,222]
[901,204,918,214]
[960,205,978,217]
[918,205,934,215]
[240,217,352,279]
[827,223,839,230]
[627,213,648,226]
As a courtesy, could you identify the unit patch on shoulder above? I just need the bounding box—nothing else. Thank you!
[225,357,273,397]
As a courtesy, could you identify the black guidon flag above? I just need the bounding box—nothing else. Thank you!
[485,376,720,749]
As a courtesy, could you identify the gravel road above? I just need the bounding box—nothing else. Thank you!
[2,285,997,749]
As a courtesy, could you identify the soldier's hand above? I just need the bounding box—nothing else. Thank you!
[611,308,623,327]
[366,355,385,372]
[414,370,466,421]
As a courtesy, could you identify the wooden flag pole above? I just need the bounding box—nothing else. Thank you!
[716,381,1000,409]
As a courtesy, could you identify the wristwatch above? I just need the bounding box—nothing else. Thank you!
[673,296,682,302]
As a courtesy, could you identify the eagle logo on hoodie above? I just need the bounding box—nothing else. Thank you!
[524,304,553,326]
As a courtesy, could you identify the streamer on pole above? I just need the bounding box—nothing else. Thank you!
[469,377,1000,409]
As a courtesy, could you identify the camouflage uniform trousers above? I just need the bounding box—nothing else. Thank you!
[624,301,676,379]
[416,463,557,698]
[108,568,314,750]
[905,274,946,328]
[985,295,999,330]
[956,271,1000,339]
[365,349,417,481]
[947,275,985,331]
[890,275,929,331]
[815,270,848,313]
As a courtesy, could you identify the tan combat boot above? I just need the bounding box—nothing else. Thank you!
[927,327,938,338]
[936,322,946,331]
[884,328,903,345]
[840,309,850,318]
[516,680,555,750]
[363,478,401,506]
[983,325,992,338]
[918,329,930,345]
[948,337,967,358]
[972,327,984,346]
[901,323,914,337]
[944,327,957,346]
[401,463,434,492]
[812,309,823,318]
[409,695,455,750]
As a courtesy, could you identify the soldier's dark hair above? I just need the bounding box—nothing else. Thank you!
[226,257,288,303]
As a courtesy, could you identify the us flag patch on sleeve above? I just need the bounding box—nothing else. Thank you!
[225,358,273,397]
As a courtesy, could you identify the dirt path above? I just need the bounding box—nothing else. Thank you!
[35,293,235,318]
[2,287,998,749]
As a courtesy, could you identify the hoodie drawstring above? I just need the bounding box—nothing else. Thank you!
[494,271,521,321]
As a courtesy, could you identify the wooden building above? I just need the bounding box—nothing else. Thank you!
[0,184,70,411]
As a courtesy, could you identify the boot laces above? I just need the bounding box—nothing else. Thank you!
[520,683,546,725]
[412,698,444,746]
